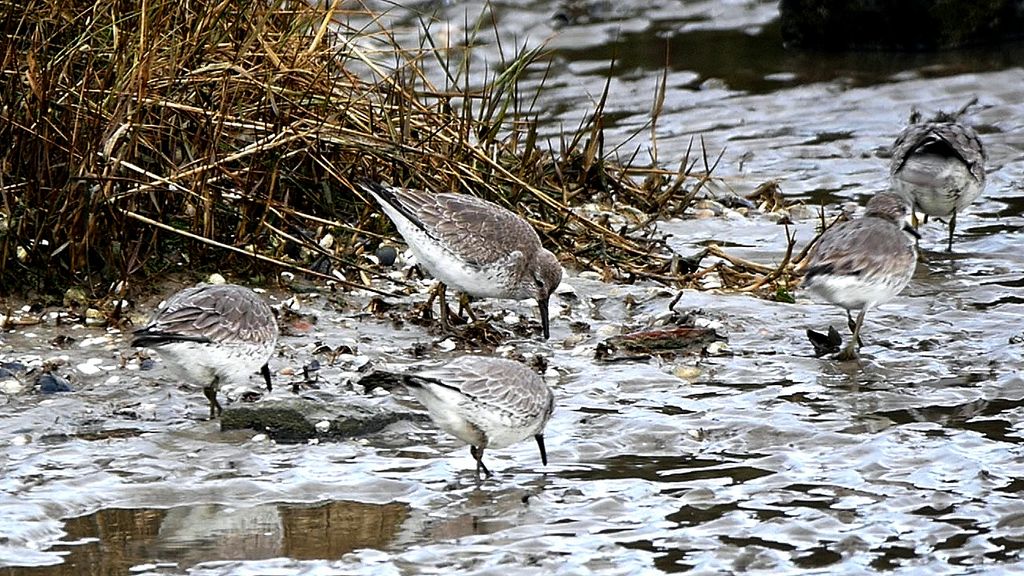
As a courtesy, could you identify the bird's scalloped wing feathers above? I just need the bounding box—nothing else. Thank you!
[140,285,275,345]
[891,122,985,181]
[451,359,551,421]
[806,219,907,280]
[395,187,541,268]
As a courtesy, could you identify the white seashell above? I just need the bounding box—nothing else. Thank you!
[76,362,101,376]
[555,282,577,296]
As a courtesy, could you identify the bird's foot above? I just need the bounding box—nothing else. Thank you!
[807,326,843,357]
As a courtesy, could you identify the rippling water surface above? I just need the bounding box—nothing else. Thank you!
[2,1,1023,574]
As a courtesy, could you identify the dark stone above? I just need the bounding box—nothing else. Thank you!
[376,245,398,267]
[37,372,73,394]
[779,0,1024,50]
[221,407,316,443]
[1,361,26,373]
[220,400,428,444]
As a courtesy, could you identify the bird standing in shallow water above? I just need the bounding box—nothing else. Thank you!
[360,180,563,339]
[803,192,919,361]
[132,283,278,418]
[889,120,986,251]
[363,355,554,478]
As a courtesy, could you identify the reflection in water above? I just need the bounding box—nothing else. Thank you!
[0,500,408,576]
[564,454,772,485]
[555,20,1024,94]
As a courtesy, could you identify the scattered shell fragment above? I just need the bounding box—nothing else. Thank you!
[76,360,102,375]
[674,365,703,380]
[84,308,106,326]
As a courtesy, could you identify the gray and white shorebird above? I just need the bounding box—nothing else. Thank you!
[803,192,919,361]
[132,283,278,418]
[889,120,986,251]
[362,355,555,478]
[359,180,563,339]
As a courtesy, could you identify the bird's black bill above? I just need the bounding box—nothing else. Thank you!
[539,297,551,340]
[535,433,548,466]
[902,222,922,239]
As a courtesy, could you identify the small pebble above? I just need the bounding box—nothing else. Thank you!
[674,365,702,380]
[138,403,157,420]
[76,361,102,376]
[315,420,331,433]
[78,336,110,348]
[251,433,268,442]
[555,282,577,297]
[207,273,227,284]
[1,362,26,373]
[38,373,73,394]
[376,245,398,267]
[562,333,588,348]
[84,308,105,326]
[706,341,730,356]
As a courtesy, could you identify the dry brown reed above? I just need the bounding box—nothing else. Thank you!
[0,0,799,302]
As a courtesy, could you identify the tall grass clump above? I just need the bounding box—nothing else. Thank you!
[0,0,714,300]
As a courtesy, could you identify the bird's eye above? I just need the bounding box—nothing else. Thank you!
[535,277,545,288]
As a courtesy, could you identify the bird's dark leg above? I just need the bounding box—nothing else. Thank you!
[458,293,478,322]
[261,363,272,392]
[846,310,863,347]
[470,445,492,478]
[436,283,451,331]
[420,282,441,321]
[837,308,867,361]
[946,213,956,252]
[203,378,223,419]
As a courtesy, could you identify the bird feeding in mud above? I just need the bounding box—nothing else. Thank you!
[361,355,555,478]
[132,283,278,418]
[359,180,563,339]
[802,192,919,361]
[889,119,986,251]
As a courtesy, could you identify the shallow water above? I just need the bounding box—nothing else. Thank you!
[3,1,1024,574]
